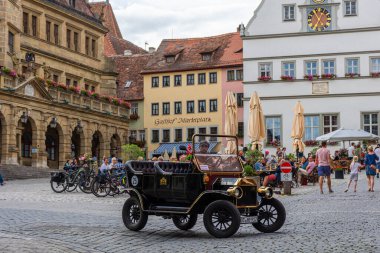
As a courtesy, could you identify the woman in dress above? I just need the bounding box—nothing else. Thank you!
[365,146,378,192]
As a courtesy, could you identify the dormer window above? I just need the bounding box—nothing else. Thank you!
[166,56,175,63]
[202,53,212,61]
[124,81,132,89]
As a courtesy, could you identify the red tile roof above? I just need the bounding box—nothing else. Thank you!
[89,1,122,39]
[142,32,243,74]
[48,0,99,21]
[112,54,152,101]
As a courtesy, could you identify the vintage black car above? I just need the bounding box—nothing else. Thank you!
[122,134,286,238]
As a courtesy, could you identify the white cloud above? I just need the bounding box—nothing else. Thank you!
[107,0,261,49]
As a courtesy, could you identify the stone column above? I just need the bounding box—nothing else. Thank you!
[33,123,48,168]
[4,106,19,165]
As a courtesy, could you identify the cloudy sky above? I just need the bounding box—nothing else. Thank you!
[105,0,261,49]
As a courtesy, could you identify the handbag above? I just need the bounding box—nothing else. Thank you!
[370,164,377,171]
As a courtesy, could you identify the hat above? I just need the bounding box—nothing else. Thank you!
[200,141,210,148]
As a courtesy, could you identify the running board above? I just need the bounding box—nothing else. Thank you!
[148,205,189,214]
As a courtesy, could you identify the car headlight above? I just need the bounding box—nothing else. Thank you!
[227,187,243,199]
[258,186,273,199]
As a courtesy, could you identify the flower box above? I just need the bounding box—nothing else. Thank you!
[130,114,139,120]
[321,74,336,80]
[304,140,319,147]
[258,76,272,82]
[304,74,320,81]
[371,72,380,78]
[280,75,294,81]
[0,66,17,78]
[267,140,281,147]
[345,73,360,78]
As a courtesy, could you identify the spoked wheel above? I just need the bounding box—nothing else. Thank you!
[66,173,78,192]
[91,177,111,197]
[50,180,67,193]
[172,214,198,230]
[253,198,286,233]
[203,200,240,238]
[79,173,93,194]
[122,197,148,231]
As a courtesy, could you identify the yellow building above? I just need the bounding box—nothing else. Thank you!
[142,33,242,157]
[0,0,131,178]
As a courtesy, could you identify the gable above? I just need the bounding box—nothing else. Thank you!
[14,77,53,101]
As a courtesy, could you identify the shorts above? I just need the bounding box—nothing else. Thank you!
[366,166,377,176]
[318,166,331,177]
[350,173,358,181]
[267,174,277,181]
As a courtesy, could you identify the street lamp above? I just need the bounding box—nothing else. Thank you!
[20,111,28,124]
[75,119,83,133]
[49,117,57,128]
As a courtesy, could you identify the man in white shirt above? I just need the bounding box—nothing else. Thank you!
[348,143,355,160]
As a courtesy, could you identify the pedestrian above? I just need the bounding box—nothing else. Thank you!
[374,144,380,178]
[348,143,355,161]
[315,141,334,194]
[345,156,364,193]
[0,172,4,186]
[365,146,378,192]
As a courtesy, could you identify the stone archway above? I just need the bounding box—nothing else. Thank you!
[18,116,37,167]
[45,122,64,169]
[92,131,104,163]
[71,128,84,159]
[110,133,121,158]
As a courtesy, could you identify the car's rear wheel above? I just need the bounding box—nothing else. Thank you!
[253,198,286,233]
[203,200,240,238]
[122,197,148,231]
[172,214,198,230]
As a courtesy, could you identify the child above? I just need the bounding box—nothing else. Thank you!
[345,156,363,193]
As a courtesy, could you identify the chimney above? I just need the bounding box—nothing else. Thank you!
[124,50,132,56]
[148,47,156,54]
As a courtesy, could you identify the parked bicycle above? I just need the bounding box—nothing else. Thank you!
[91,168,127,197]
[50,165,89,193]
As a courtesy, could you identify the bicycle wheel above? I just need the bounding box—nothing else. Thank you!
[50,179,67,193]
[66,173,78,192]
[79,173,93,194]
[91,177,111,197]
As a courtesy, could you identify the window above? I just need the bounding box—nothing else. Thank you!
[209,72,217,83]
[175,102,182,114]
[53,24,59,45]
[139,130,145,142]
[187,101,194,113]
[227,70,235,81]
[152,77,159,87]
[236,93,244,107]
[266,117,281,145]
[187,74,194,85]
[198,73,206,84]
[346,58,359,74]
[198,128,207,141]
[69,0,76,7]
[85,84,89,90]
[163,76,170,87]
[162,130,170,143]
[174,75,182,86]
[23,12,28,34]
[91,39,96,57]
[282,62,295,77]
[175,129,182,142]
[131,102,138,115]
[151,103,159,116]
[130,130,137,141]
[283,5,295,21]
[363,113,378,135]
[53,74,59,83]
[198,100,206,113]
[202,53,211,61]
[236,69,243,80]
[8,31,14,53]
[323,115,338,134]
[304,116,320,140]
[85,36,89,55]
[152,130,159,143]
[74,32,79,52]
[163,102,170,115]
[210,127,218,141]
[259,63,272,77]
[371,58,380,73]
[66,78,71,87]
[187,128,195,141]
[227,69,244,81]
[73,80,78,87]
[32,15,37,37]
[305,61,318,75]
[238,122,244,137]
[322,60,335,74]
[210,99,218,112]
[46,21,51,42]
[344,1,357,16]
[166,56,175,63]
[67,29,71,49]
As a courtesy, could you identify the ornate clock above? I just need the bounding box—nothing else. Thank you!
[308,8,332,31]
[312,0,326,3]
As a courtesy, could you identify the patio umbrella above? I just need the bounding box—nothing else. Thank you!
[224,91,238,154]
[316,128,380,142]
[248,92,266,150]
[163,150,170,161]
[291,101,305,153]
[170,146,177,160]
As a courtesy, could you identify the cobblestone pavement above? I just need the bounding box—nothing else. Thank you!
[0,175,379,253]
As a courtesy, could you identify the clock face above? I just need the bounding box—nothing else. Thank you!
[313,0,326,3]
[308,8,332,32]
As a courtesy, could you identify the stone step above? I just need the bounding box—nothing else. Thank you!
[0,165,53,180]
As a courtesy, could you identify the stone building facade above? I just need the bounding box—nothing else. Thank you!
[0,0,130,178]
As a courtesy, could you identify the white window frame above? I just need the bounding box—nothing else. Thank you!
[345,58,360,74]
[304,115,320,140]
[283,4,296,21]
[322,114,339,134]
[258,62,272,77]
[265,116,282,146]
[344,0,357,16]
[282,61,296,77]
[305,60,318,76]
[370,57,380,73]
[322,59,336,75]
[363,113,379,135]
[131,102,138,115]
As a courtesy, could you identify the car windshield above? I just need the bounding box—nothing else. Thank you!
[193,135,243,173]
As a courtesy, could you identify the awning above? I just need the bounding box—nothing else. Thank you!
[316,128,380,142]
[152,142,219,155]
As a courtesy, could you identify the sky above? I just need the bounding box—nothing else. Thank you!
[104,0,261,50]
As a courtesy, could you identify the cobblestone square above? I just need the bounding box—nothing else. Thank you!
[0,176,379,253]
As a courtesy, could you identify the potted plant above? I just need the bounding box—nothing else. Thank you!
[280,75,294,81]
[371,72,380,78]
[130,114,139,120]
[345,73,360,78]
[257,76,272,82]
[304,74,320,81]
[334,167,344,179]
[305,140,319,147]
[321,73,336,80]
[244,165,260,187]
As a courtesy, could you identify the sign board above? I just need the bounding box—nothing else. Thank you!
[312,82,329,95]
[280,162,292,174]
[31,148,38,154]
[281,172,292,182]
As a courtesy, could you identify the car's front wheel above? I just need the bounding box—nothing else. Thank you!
[172,214,198,230]
[203,200,240,238]
[253,198,286,233]
[122,197,148,231]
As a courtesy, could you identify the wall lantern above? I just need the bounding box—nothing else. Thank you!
[49,117,57,128]
[20,111,29,124]
[76,119,83,133]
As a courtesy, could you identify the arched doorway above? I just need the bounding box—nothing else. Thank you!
[45,122,63,169]
[71,128,83,159]
[92,131,104,163]
[110,134,121,158]
[18,116,37,167]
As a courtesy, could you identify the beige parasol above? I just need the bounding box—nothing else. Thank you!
[248,92,266,150]
[291,101,305,153]
[224,91,238,154]
[163,150,170,161]
[170,146,177,160]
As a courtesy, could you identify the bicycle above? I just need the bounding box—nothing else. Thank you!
[50,166,87,193]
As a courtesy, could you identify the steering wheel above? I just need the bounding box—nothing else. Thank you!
[204,156,222,170]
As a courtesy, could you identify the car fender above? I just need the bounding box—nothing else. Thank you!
[126,188,148,210]
[188,191,234,214]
